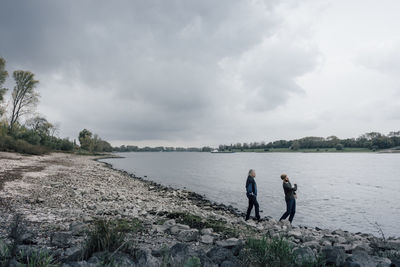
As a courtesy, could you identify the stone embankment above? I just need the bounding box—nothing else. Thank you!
[0,152,399,266]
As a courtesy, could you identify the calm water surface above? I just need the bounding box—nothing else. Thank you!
[101,152,400,237]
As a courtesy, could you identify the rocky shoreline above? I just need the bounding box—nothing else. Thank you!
[0,152,399,266]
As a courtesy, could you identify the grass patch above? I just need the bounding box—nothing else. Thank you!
[241,235,324,267]
[17,248,57,267]
[0,239,57,267]
[166,212,239,238]
[82,218,143,260]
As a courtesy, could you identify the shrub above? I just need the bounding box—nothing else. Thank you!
[0,135,48,155]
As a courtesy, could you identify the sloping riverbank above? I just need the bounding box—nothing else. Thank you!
[0,152,399,266]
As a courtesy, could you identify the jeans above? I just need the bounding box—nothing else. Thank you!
[246,195,260,220]
[279,197,296,223]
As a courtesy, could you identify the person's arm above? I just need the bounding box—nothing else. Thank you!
[293,183,297,192]
[246,182,254,196]
[246,182,253,195]
[283,182,296,192]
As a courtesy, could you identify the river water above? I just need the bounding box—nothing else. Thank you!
[100,152,400,237]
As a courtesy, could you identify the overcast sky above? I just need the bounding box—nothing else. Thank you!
[1,0,399,147]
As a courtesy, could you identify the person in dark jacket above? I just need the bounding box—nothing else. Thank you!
[245,169,260,221]
[279,174,297,224]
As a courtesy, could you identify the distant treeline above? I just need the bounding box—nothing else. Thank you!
[114,131,400,153]
[218,131,400,151]
[113,145,213,152]
[0,57,111,155]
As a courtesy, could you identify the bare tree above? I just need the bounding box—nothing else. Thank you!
[0,57,9,116]
[9,70,39,132]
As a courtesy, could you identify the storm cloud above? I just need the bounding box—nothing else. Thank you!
[1,0,398,146]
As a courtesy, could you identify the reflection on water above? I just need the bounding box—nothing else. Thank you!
[101,152,400,237]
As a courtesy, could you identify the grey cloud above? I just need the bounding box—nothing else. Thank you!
[0,0,319,144]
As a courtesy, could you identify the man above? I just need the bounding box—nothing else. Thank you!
[279,174,297,224]
[245,169,260,221]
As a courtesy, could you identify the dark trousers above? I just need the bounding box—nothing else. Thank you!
[279,198,296,223]
[246,195,260,220]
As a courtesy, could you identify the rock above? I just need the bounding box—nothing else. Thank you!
[288,230,303,240]
[201,228,213,235]
[163,219,176,227]
[65,246,82,261]
[375,257,392,267]
[154,224,169,233]
[293,247,316,263]
[303,240,321,250]
[51,232,72,248]
[216,238,242,248]
[322,246,346,266]
[69,222,88,236]
[207,247,234,265]
[177,229,199,242]
[342,257,361,267]
[133,249,160,267]
[387,239,400,250]
[200,235,214,244]
[82,216,93,223]
[170,243,189,264]
[169,224,191,235]
[351,248,379,267]
[321,240,331,246]
[20,231,36,245]
[221,260,236,267]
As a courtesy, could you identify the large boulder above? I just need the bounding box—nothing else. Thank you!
[69,222,88,236]
[51,232,73,248]
[200,235,215,244]
[170,243,190,264]
[64,246,82,262]
[177,229,199,242]
[206,247,234,265]
[351,249,391,267]
[321,246,346,266]
[293,247,316,264]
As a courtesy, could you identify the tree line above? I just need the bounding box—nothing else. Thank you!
[0,57,110,154]
[113,145,213,152]
[218,131,400,152]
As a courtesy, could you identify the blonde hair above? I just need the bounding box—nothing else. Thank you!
[281,174,287,180]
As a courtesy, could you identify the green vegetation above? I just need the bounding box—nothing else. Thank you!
[184,256,201,267]
[0,57,112,155]
[17,249,57,267]
[241,235,325,267]
[166,212,239,238]
[82,218,142,260]
[1,215,59,266]
[0,239,57,267]
[79,129,112,153]
[219,132,400,153]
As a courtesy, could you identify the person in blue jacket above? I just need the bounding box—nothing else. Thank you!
[245,169,260,221]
